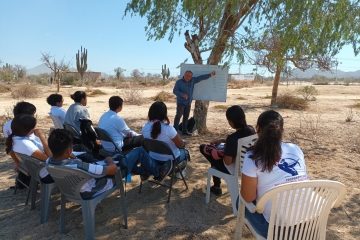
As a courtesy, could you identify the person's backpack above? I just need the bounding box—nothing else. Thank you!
[79,118,100,156]
[178,117,196,133]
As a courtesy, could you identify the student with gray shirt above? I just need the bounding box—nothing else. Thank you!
[64,91,90,132]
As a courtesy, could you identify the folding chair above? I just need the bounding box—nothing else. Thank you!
[13,155,30,196]
[141,138,188,203]
[15,153,56,224]
[47,164,128,240]
[94,127,122,156]
[234,180,346,240]
[49,114,64,129]
[205,134,258,216]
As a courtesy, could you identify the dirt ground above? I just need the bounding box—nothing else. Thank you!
[0,82,359,240]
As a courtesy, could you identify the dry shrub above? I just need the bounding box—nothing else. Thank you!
[276,93,308,110]
[0,84,11,93]
[152,91,174,102]
[11,84,40,99]
[120,86,144,105]
[88,89,107,97]
[289,111,323,142]
[213,105,228,111]
[351,101,360,109]
[345,108,354,122]
[228,80,256,89]
[296,86,318,101]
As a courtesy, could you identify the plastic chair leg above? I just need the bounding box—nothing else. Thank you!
[205,172,212,204]
[40,184,52,224]
[30,180,38,210]
[60,194,66,233]
[227,180,239,216]
[82,201,96,240]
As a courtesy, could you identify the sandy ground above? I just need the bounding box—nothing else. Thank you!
[0,82,359,239]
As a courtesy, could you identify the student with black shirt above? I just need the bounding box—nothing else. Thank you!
[199,105,255,196]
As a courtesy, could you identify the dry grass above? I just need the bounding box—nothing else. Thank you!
[276,93,308,110]
[228,80,261,89]
[236,96,246,100]
[120,86,144,105]
[152,91,175,102]
[297,86,318,101]
[11,84,40,99]
[0,84,11,93]
[88,89,107,97]
[350,101,360,109]
[213,105,228,111]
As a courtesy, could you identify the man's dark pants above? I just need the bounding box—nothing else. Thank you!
[173,103,191,132]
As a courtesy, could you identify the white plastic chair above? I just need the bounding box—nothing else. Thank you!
[49,114,64,129]
[234,180,346,240]
[205,134,257,215]
[47,164,128,240]
[15,153,56,224]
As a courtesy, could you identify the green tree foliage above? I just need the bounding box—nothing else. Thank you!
[125,0,360,132]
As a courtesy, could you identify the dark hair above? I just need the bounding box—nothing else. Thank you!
[70,91,86,103]
[226,105,247,129]
[109,96,123,111]
[5,114,37,154]
[47,94,63,106]
[148,101,170,139]
[252,110,284,172]
[13,101,36,117]
[48,129,73,158]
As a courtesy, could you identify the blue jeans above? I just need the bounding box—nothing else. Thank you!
[123,147,149,175]
[236,196,269,238]
[173,104,191,131]
[144,148,188,177]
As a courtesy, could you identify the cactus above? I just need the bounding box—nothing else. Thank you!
[161,64,170,80]
[76,46,87,83]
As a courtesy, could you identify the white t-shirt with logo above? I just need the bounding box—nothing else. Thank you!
[242,142,308,222]
[142,121,180,161]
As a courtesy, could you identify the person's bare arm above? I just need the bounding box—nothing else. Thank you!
[171,134,185,148]
[223,155,234,165]
[104,157,117,175]
[34,129,52,157]
[32,150,49,161]
[240,174,258,202]
[9,151,20,170]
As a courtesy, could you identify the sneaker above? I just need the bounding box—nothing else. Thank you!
[210,186,222,196]
[154,161,173,182]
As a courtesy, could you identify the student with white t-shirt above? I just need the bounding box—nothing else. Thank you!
[141,101,188,182]
[240,110,308,238]
[5,114,53,183]
[47,93,67,124]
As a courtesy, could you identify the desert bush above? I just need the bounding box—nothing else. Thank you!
[345,108,354,122]
[297,86,318,101]
[213,105,228,110]
[276,93,308,110]
[120,86,144,105]
[62,75,77,85]
[228,80,262,89]
[0,84,11,93]
[88,89,107,97]
[11,84,40,99]
[152,91,174,102]
[351,101,360,109]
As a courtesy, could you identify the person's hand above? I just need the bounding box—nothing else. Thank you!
[105,157,114,165]
[33,128,43,137]
[210,139,222,145]
[210,71,216,77]
[182,93,188,100]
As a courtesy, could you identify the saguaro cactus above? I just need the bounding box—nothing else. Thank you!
[76,46,87,83]
[161,64,170,80]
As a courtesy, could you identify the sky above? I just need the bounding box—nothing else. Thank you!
[0,0,359,77]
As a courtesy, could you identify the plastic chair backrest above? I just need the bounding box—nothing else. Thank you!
[64,124,81,140]
[49,114,64,129]
[15,153,44,182]
[47,165,99,201]
[256,180,346,240]
[94,127,122,153]
[142,138,176,161]
[234,134,258,179]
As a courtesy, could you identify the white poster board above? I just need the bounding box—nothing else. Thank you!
[180,64,228,102]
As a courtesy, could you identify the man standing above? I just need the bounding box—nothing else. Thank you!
[173,70,216,135]
[98,96,143,153]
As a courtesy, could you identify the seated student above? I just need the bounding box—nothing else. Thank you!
[5,114,53,183]
[240,110,308,238]
[98,96,143,153]
[141,101,188,181]
[200,105,255,196]
[47,93,67,124]
[48,129,151,198]
[47,129,117,199]
[64,91,90,133]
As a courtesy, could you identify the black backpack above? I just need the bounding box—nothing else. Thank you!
[79,118,100,156]
[178,117,196,133]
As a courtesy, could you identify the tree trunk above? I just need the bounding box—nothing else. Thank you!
[271,65,282,106]
[57,78,60,93]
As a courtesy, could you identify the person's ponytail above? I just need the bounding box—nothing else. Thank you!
[151,121,161,139]
[5,133,14,154]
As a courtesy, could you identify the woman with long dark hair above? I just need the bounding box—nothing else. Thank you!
[200,105,255,196]
[64,91,90,132]
[141,101,188,181]
[241,110,308,238]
